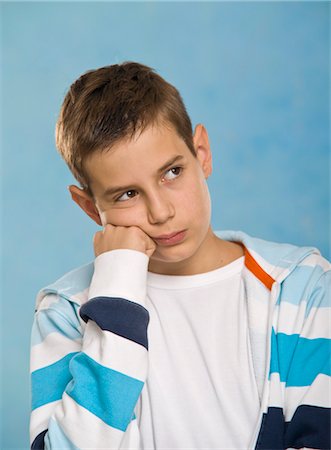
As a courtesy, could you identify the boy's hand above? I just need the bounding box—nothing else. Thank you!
[93,224,157,258]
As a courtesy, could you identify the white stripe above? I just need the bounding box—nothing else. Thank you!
[284,373,331,421]
[53,392,140,449]
[31,332,82,372]
[82,320,148,382]
[301,306,331,339]
[274,302,331,339]
[263,373,331,420]
[268,372,285,409]
[274,301,306,336]
[71,287,90,306]
[30,400,61,445]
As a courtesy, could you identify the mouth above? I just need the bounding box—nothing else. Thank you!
[152,230,187,246]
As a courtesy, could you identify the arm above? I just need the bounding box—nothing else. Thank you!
[30,292,83,449]
[283,267,331,450]
[30,226,156,449]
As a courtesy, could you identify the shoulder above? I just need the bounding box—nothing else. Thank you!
[216,229,330,278]
[36,261,95,311]
[251,233,331,304]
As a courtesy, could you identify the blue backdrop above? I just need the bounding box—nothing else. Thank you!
[1,2,329,448]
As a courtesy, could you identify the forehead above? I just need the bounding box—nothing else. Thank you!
[84,124,193,189]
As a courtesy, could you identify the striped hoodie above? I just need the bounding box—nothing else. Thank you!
[30,230,331,449]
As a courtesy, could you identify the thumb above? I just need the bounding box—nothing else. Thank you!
[146,240,157,258]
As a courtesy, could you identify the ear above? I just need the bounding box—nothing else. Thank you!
[68,185,102,226]
[193,124,212,178]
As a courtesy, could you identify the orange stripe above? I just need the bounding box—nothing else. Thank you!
[244,248,275,291]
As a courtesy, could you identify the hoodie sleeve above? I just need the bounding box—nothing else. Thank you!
[283,268,331,450]
[30,249,149,450]
[256,259,331,450]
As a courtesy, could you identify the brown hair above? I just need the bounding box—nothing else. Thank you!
[55,61,196,196]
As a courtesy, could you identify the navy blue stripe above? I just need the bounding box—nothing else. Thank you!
[255,407,285,450]
[79,297,149,349]
[255,405,331,449]
[31,429,47,449]
[285,405,331,449]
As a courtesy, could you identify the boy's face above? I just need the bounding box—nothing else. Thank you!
[72,123,215,275]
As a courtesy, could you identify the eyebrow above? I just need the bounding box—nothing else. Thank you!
[101,154,185,198]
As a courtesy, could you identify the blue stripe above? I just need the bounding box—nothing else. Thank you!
[31,352,78,410]
[269,330,331,386]
[66,352,143,432]
[45,418,80,449]
[80,297,149,349]
[40,261,94,300]
[31,298,82,346]
[305,270,331,316]
[277,265,330,309]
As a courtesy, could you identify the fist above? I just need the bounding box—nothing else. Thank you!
[93,224,156,258]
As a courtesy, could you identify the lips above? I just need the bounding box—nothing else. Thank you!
[153,230,187,246]
[154,231,184,239]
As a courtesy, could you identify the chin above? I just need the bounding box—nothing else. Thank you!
[151,243,197,264]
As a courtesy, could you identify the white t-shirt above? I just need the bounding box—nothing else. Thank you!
[136,256,260,449]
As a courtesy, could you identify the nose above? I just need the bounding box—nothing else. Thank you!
[146,190,175,225]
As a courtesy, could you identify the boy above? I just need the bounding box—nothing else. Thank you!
[30,62,330,450]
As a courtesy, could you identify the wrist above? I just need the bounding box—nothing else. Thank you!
[88,249,149,307]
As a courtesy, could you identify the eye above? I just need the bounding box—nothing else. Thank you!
[115,190,138,202]
[163,167,182,181]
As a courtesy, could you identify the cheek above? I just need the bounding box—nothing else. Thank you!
[179,178,211,220]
